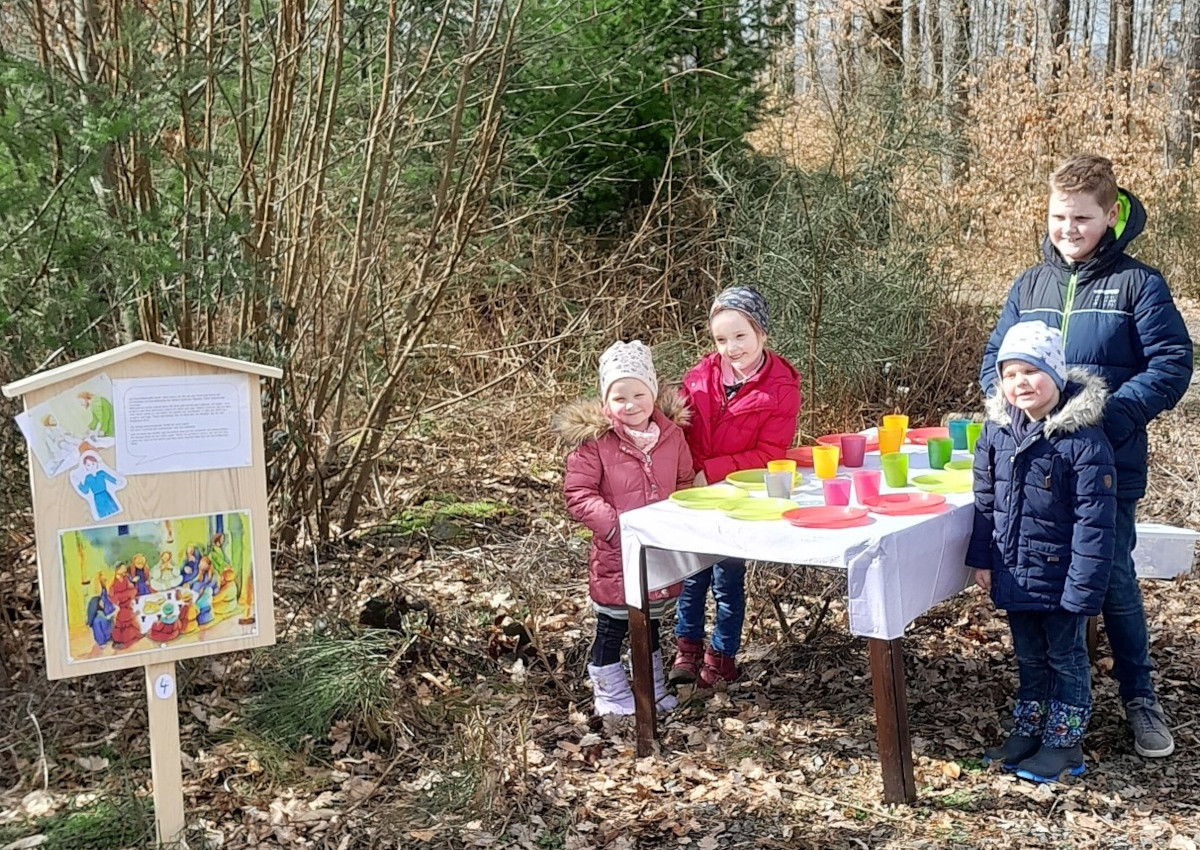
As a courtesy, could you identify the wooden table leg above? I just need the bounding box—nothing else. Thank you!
[868,637,917,804]
[628,547,657,756]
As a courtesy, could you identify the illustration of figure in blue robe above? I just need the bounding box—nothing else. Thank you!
[179,545,202,585]
[71,451,127,521]
[86,574,116,646]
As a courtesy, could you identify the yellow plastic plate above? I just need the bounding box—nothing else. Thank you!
[725,469,804,491]
[911,471,973,494]
[718,497,799,521]
[944,459,973,471]
[670,485,748,509]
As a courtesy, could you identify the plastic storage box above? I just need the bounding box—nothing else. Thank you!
[1134,523,1200,579]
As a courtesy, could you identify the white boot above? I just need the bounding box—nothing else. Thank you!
[652,651,678,712]
[588,662,635,716]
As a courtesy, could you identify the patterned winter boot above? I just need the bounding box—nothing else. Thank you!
[982,699,1045,769]
[697,647,739,688]
[669,636,705,685]
[651,651,678,712]
[588,662,635,716]
[1014,700,1091,783]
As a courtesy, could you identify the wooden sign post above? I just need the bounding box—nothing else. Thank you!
[4,341,282,845]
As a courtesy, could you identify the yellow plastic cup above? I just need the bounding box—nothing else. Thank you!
[882,414,909,438]
[767,459,797,474]
[881,452,909,488]
[812,445,840,479]
[877,426,904,456]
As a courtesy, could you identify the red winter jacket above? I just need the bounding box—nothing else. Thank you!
[682,351,802,484]
[555,392,693,607]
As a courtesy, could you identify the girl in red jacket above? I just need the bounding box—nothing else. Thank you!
[671,287,802,687]
[555,341,694,716]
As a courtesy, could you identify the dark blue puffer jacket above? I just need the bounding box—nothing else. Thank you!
[966,370,1117,616]
[979,189,1193,500]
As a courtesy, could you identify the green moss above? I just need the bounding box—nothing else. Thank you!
[392,497,513,538]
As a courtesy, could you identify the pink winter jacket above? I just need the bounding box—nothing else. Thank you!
[682,350,802,484]
[554,391,694,608]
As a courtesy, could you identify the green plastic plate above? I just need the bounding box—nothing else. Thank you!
[670,485,748,509]
[725,469,803,490]
[718,497,799,521]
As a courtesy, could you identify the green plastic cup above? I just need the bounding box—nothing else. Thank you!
[966,422,984,453]
[881,452,909,488]
[926,437,953,470]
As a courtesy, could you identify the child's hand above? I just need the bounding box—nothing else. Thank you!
[693,471,707,487]
[973,569,992,592]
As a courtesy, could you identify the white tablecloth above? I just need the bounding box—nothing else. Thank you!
[619,445,976,640]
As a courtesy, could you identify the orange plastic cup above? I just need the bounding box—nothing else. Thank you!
[767,459,797,474]
[811,445,840,479]
[877,426,904,456]
[882,414,909,439]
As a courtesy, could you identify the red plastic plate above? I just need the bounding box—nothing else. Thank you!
[786,446,815,467]
[816,432,880,452]
[782,506,872,529]
[905,426,950,445]
[861,492,948,515]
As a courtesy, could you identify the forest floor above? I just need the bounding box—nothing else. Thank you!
[1,307,1200,850]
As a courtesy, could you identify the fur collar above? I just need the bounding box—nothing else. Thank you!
[552,387,690,448]
[984,368,1108,437]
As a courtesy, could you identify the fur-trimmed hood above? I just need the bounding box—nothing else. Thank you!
[552,387,691,448]
[985,368,1108,438]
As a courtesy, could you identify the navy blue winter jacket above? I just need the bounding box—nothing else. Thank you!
[966,371,1117,616]
[979,189,1193,500]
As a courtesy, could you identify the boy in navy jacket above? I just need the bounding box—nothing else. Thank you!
[980,154,1192,758]
[969,321,1116,782]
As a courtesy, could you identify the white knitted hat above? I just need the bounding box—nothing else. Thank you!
[598,340,658,401]
[996,320,1068,390]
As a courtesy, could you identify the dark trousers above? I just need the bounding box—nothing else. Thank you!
[591,612,660,666]
[1008,609,1091,709]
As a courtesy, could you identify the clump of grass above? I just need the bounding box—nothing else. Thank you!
[10,793,159,850]
[245,628,395,750]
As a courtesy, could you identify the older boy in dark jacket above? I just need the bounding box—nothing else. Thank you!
[980,154,1192,758]
[969,321,1116,782]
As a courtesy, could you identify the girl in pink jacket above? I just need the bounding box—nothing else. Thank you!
[554,341,694,716]
[672,287,802,687]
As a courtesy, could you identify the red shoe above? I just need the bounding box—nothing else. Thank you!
[669,637,704,685]
[698,648,739,688]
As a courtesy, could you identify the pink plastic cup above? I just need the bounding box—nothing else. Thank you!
[852,469,881,503]
[839,434,867,468]
[823,478,852,506]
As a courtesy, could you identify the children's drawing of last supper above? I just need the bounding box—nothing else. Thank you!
[59,511,257,662]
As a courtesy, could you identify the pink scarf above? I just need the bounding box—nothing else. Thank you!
[624,422,661,454]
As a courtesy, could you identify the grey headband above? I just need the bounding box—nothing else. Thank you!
[710,286,769,333]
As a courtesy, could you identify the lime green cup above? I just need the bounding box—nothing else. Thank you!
[966,422,984,453]
[880,452,909,488]
[926,437,953,470]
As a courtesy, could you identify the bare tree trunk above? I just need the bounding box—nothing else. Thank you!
[923,0,943,93]
[1112,0,1133,86]
[836,4,857,108]
[941,0,969,181]
[1167,0,1200,167]
[903,0,920,92]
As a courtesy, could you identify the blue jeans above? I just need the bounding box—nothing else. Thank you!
[674,558,746,657]
[1103,498,1155,702]
[1008,609,1091,709]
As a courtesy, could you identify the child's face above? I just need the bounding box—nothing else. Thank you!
[1047,190,1118,263]
[710,310,765,375]
[606,378,655,431]
[1000,361,1060,420]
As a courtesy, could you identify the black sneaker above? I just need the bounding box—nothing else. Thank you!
[982,734,1041,769]
[1014,744,1085,783]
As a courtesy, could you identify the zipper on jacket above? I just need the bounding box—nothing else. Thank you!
[1060,269,1078,349]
